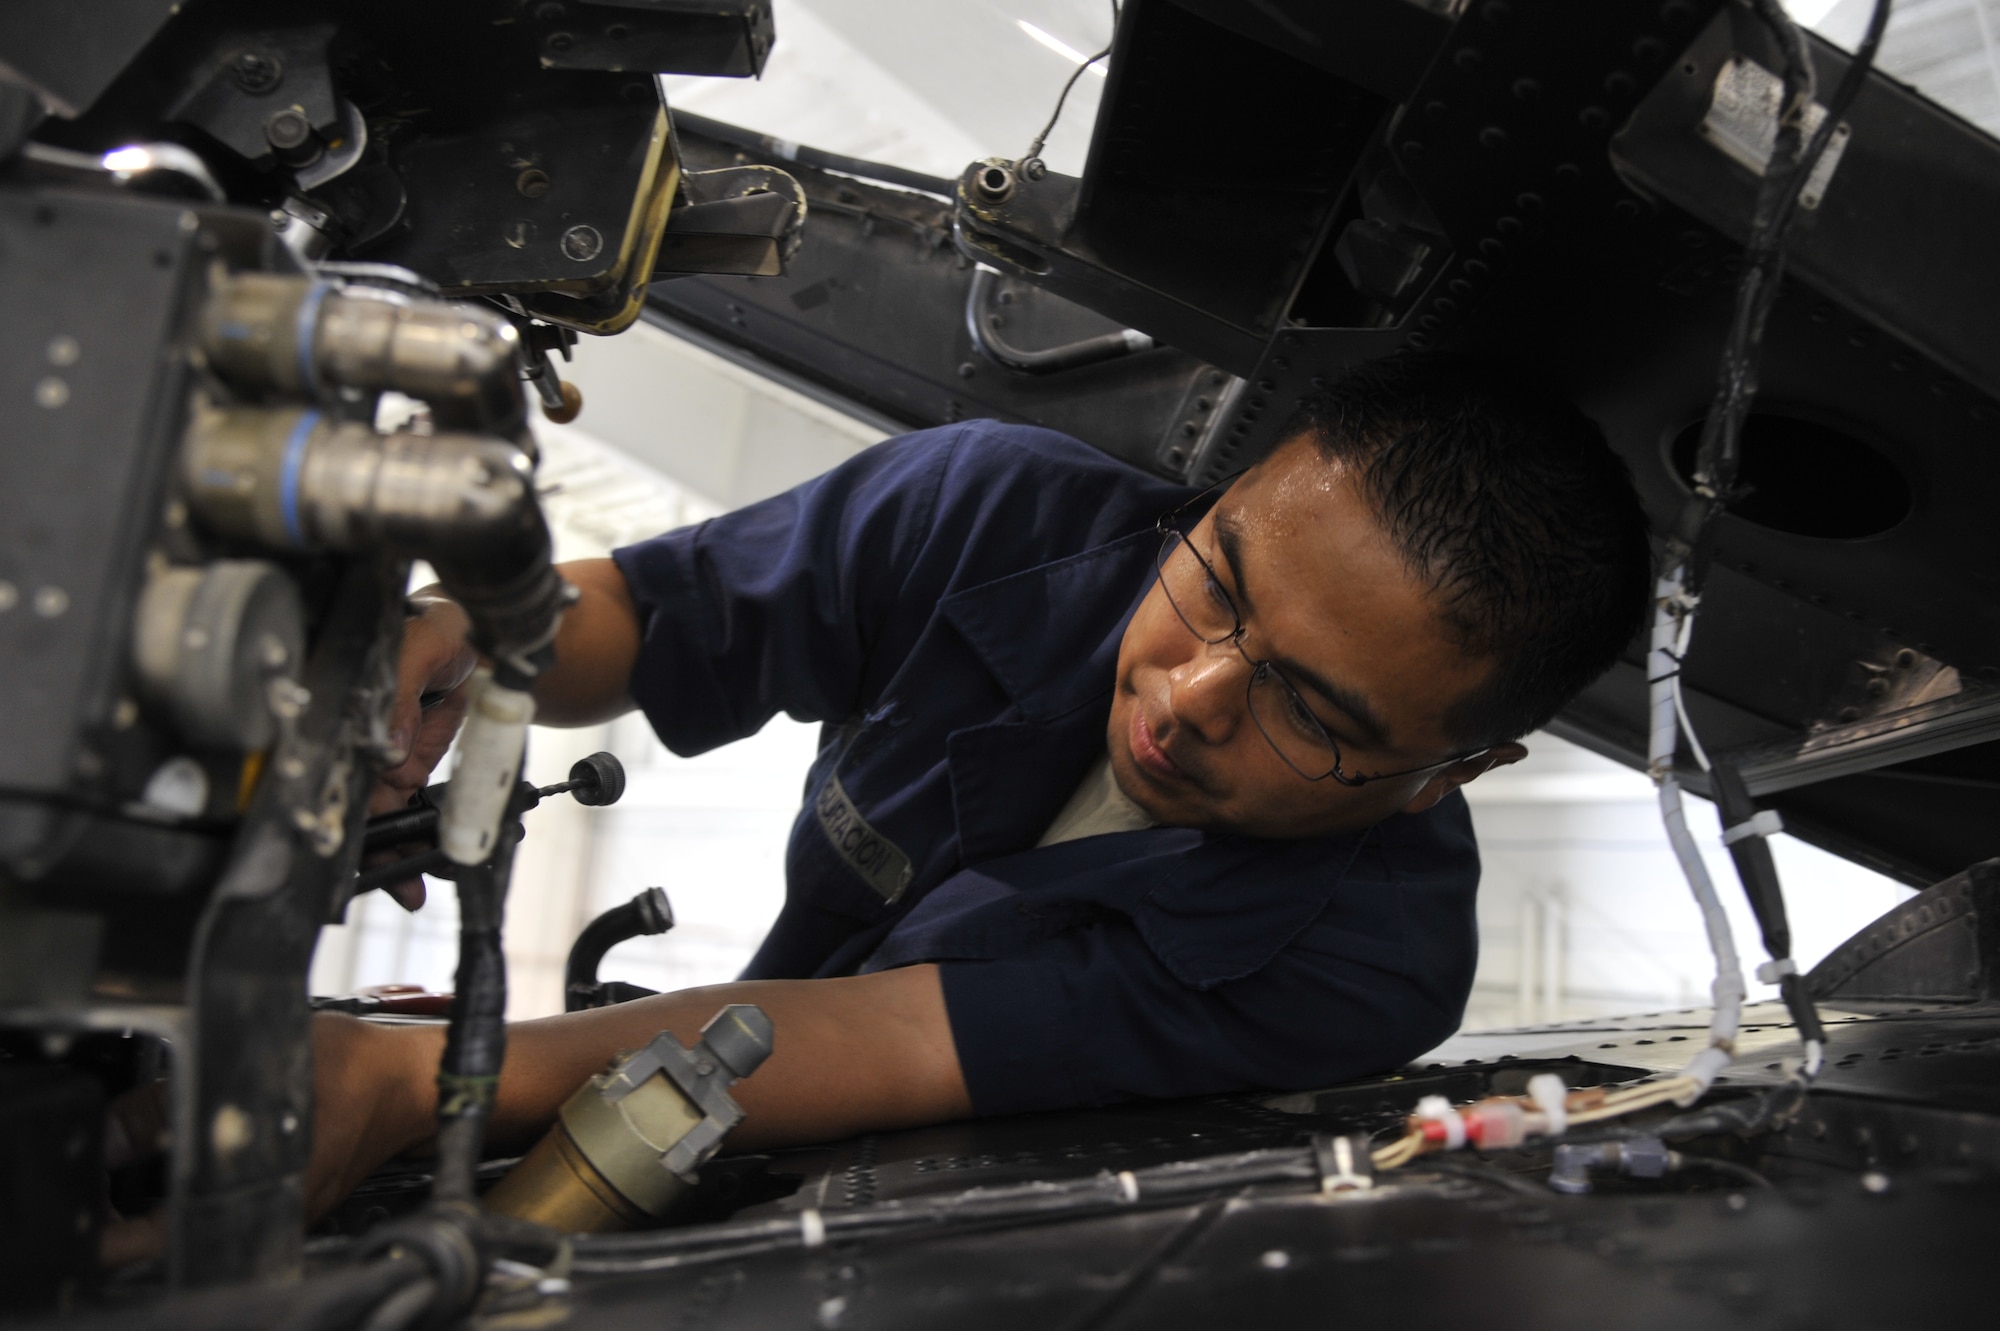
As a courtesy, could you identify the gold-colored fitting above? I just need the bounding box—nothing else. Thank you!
[483,1004,773,1233]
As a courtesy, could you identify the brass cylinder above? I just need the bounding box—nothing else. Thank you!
[480,1120,652,1234]
[483,1053,704,1231]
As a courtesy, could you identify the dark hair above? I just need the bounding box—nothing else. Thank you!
[1273,353,1653,747]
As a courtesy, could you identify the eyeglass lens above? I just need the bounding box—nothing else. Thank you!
[1155,530,1343,781]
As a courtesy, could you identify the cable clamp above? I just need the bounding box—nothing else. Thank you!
[1722,809,1784,845]
[1754,957,1799,984]
[1312,1134,1375,1193]
[1414,1094,1467,1150]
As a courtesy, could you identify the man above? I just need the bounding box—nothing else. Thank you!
[299,354,1653,1218]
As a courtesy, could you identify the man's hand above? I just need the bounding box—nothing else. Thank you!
[366,597,480,908]
[100,1013,443,1268]
[373,598,481,814]
[363,559,645,909]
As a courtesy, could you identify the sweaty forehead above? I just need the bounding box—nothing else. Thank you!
[1207,445,1486,751]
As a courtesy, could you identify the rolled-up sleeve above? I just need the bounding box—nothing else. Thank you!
[939,914,1465,1116]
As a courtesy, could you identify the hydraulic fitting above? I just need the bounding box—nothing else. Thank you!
[200,272,526,433]
[484,1006,775,1233]
[180,405,568,675]
[1548,1137,1673,1195]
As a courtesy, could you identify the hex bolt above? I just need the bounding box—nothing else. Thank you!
[265,108,313,152]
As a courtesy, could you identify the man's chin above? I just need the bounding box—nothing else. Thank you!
[1106,740,1176,824]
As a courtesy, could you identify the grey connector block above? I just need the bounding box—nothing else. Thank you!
[1548,1137,1673,1195]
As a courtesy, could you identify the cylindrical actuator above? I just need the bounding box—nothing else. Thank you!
[483,1005,774,1233]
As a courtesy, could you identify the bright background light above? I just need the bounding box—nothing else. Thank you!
[1017,19,1108,75]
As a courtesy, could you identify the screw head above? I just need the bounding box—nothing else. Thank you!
[561,224,604,262]
[231,50,283,94]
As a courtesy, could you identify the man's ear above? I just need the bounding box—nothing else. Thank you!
[1398,742,1529,814]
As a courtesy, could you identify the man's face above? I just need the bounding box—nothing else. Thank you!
[1109,435,1520,838]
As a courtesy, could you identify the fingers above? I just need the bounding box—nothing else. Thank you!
[365,600,480,826]
[101,1081,173,1270]
[100,1210,167,1270]
[104,1079,171,1170]
[370,674,473,803]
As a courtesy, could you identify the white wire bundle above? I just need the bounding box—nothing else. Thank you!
[1647,563,1746,1103]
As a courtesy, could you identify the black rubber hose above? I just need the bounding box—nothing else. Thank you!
[361,802,441,853]
[672,109,956,198]
[61,1253,431,1331]
[565,887,674,1010]
[432,848,514,1204]
[355,847,452,895]
[963,267,1153,375]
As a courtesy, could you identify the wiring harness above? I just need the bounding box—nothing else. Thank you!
[1371,0,1895,1178]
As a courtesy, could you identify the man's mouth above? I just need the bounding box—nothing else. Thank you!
[1129,707,1188,784]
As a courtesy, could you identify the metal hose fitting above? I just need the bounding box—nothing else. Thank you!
[200,272,526,433]
[181,406,568,676]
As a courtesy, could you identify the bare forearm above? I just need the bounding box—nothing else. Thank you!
[531,556,644,725]
[357,965,972,1170]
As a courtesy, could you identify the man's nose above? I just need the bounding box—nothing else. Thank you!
[1166,642,1249,745]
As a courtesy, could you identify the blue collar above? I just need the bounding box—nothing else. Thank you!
[938,528,1157,722]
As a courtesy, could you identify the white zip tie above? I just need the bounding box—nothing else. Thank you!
[799,1209,826,1249]
[1116,1170,1139,1203]
[1527,1073,1569,1138]
[1415,1094,1467,1150]
[1755,957,1799,984]
[1723,809,1785,845]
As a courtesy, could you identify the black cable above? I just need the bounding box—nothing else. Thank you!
[1019,0,1120,175]
[1671,1154,1776,1191]
[671,109,956,197]
[354,1278,439,1331]
[1408,1156,1551,1199]
[571,1148,1317,1274]
[432,850,515,1204]
[269,1255,431,1331]
[1670,0,1893,1088]
[1681,0,1817,536]
[1684,0,1892,552]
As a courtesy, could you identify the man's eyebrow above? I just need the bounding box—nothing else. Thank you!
[1211,509,1393,750]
